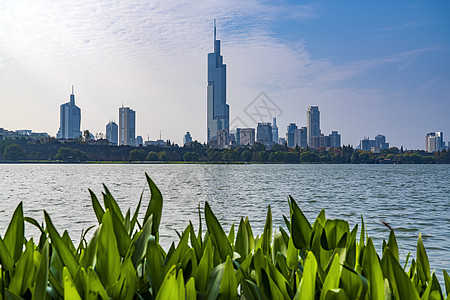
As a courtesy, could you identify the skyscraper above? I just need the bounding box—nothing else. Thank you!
[207,20,229,145]
[272,117,278,143]
[106,121,118,145]
[286,123,298,148]
[329,131,341,148]
[294,127,307,148]
[57,86,81,139]
[257,122,273,146]
[119,105,136,146]
[426,132,444,153]
[307,106,320,147]
[236,128,255,146]
[184,132,192,145]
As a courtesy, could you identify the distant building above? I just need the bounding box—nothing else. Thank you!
[307,106,320,147]
[286,123,298,148]
[217,129,229,149]
[277,137,286,145]
[257,123,273,146]
[236,128,255,146]
[207,20,229,145]
[359,134,389,152]
[136,136,143,147]
[145,139,165,147]
[57,86,81,139]
[184,132,192,146]
[119,105,136,146]
[329,131,341,148]
[293,127,307,148]
[426,132,445,153]
[272,117,278,143]
[106,121,118,145]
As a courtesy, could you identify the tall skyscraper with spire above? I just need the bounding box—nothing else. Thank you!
[207,20,229,145]
[57,86,81,139]
[307,106,320,147]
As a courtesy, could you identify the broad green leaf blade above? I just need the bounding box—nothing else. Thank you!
[156,265,182,300]
[4,202,24,263]
[444,269,450,297]
[207,262,225,300]
[195,239,213,293]
[320,254,341,300]
[204,202,233,262]
[219,256,238,300]
[32,239,49,300]
[109,206,131,257]
[44,211,79,278]
[24,217,45,234]
[9,240,35,296]
[102,186,124,223]
[387,230,399,262]
[289,196,312,250]
[89,189,104,224]
[186,277,196,300]
[130,191,143,234]
[362,238,384,300]
[96,210,120,288]
[295,252,317,299]
[286,237,299,271]
[63,267,82,300]
[262,205,272,258]
[132,214,153,267]
[144,174,163,236]
[417,233,431,286]
[0,234,14,271]
[146,235,165,295]
[235,218,249,260]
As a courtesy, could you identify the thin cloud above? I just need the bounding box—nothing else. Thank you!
[381,20,429,31]
[418,77,440,90]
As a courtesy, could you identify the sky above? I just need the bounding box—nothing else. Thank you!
[0,0,449,149]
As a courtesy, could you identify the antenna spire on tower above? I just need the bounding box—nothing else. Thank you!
[214,19,216,41]
[71,85,74,94]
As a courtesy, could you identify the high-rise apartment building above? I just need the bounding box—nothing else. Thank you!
[119,105,136,146]
[426,132,444,153]
[207,20,229,145]
[286,123,298,148]
[106,121,118,145]
[236,128,255,146]
[257,123,273,146]
[294,127,307,148]
[329,131,341,148]
[272,117,278,143]
[57,86,81,139]
[307,106,320,147]
[184,132,192,145]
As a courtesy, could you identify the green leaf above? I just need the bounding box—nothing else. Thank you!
[146,235,165,295]
[324,289,349,300]
[84,267,108,300]
[417,233,431,286]
[4,202,24,263]
[144,174,163,236]
[102,184,124,223]
[114,257,138,300]
[9,240,35,296]
[387,230,399,262]
[96,210,120,288]
[320,254,341,300]
[227,223,235,247]
[186,277,197,300]
[272,231,287,264]
[207,262,226,300]
[289,196,312,250]
[195,238,213,293]
[156,265,183,300]
[262,205,272,258]
[0,234,14,271]
[204,202,233,262]
[63,267,82,300]
[132,213,153,267]
[24,217,45,234]
[109,206,131,257]
[383,248,419,300]
[444,269,450,297]
[362,238,384,300]
[89,189,104,224]
[130,191,143,234]
[44,211,79,278]
[219,256,238,300]
[286,237,299,271]
[32,239,49,300]
[242,279,263,300]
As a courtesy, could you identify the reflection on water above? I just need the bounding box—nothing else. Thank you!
[0,164,449,278]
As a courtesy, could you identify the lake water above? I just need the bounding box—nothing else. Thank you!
[0,163,449,279]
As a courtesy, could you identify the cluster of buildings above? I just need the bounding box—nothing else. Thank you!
[17,22,445,154]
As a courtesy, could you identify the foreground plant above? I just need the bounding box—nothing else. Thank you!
[0,173,448,299]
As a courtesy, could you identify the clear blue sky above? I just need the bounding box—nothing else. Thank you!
[0,0,449,149]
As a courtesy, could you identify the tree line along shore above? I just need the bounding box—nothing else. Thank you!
[1,138,449,164]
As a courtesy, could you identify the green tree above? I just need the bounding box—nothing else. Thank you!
[3,144,26,161]
[129,149,146,161]
[285,152,300,163]
[158,151,169,161]
[258,151,269,162]
[83,130,91,142]
[55,147,87,161]
[241,150,252,162]
[300,151,319,163]
[222,149,239,162]
[146,151,159,161]
[183,152,199,162]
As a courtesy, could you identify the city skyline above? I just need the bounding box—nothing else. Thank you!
[0,1,449,148]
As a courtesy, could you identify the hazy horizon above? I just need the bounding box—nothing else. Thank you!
[1,1,449,149]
